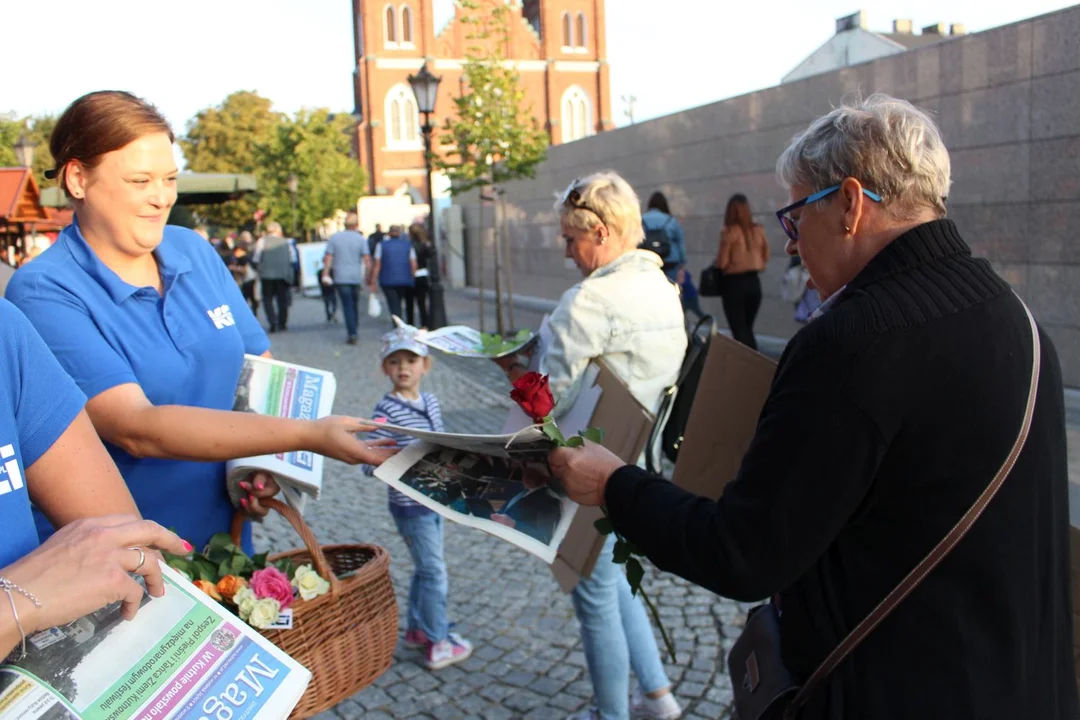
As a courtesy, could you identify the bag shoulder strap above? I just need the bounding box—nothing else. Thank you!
[786,297,1042,718]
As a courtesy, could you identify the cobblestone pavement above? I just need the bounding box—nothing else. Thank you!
[251,291,749,720]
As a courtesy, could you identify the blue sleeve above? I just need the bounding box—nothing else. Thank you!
[672,221,687,267]
[1,300,87,468]
[209,246,270,356]
[426,394,445,433]
[6,273,139,401]
[361,404,396,476]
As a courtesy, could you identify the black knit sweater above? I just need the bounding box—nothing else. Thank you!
[607,220,1078,719]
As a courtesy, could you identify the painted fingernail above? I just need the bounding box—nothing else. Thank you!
[240,497,249,508]
[240,481,251,490]
[182,540,193,552]
[255,479,265,491]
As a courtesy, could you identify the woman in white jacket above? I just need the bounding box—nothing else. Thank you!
[500,171,687,720]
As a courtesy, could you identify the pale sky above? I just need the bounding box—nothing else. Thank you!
[5,0,1075,166]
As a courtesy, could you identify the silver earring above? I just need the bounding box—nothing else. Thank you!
[844,225,851,233]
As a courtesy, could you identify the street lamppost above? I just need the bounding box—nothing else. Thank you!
[286,173,299,238]
[13,134,38,168]
[408,61,447,329]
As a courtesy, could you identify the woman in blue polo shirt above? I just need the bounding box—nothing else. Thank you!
[0,297,188,658]
[7,91,392,553]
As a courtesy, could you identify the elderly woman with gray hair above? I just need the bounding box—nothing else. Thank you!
[499,171,686,720]
[550,95,1078,719]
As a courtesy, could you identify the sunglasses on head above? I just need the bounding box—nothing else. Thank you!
[560,179,609,240]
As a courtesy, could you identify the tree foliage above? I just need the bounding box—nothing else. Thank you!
[256,108,369,236]
[434,0,548,194]
[179,91,280,228]
[0,113,58,189]
[181,92,366,234]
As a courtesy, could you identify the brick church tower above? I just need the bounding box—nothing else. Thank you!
[350,0,612,199]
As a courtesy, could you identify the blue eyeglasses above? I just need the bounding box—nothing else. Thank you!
[775,185,882,242]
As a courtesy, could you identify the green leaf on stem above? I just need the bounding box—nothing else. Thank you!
[612,540,632,564]
[593,517,615,535]
[252,552,269,571]
[566,436,584,448]
[580,427,605,444]
[542,422,567,446]
[193,556,220,583]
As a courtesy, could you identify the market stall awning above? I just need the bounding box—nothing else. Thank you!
[39,172,258,208]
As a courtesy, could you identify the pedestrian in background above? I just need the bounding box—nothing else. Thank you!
[368,223,385,256]
[406,223,433,328]
[716,193,770,349]
[640,192,686,283]
[370,224,416,326]
[253,221,297,332]
[323,211,370,345]
[231,230,260,317]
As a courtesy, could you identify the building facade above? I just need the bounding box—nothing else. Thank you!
[782,11,966,83]
[350,0,612,199]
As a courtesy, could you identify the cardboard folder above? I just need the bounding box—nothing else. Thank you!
[551,359,655,593]
[671,332,778,499]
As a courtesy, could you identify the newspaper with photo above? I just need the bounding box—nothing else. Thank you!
[0,564,309,720]
[372,364,603,564]
[228,355,336,506]
[390,316,536,359]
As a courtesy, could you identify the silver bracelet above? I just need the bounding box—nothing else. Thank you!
[0,578,43,609]
[0,578,43,662]
[3,587,28,661]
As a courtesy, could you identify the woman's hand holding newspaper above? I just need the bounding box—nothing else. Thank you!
[311,416,400,465]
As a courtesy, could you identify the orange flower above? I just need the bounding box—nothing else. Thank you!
[216,575,248,602]
[193,580,222,601]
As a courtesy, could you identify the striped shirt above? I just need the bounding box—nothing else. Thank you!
[362,391,443,517]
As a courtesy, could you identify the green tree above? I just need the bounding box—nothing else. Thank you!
[179,91,281,228]
[256,109,368,237]
[433,0,548,193]
[0,113,58,189]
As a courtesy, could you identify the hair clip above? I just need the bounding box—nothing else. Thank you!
[43,168,59,180]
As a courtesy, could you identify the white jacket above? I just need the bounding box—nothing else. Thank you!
[542,250,688,417]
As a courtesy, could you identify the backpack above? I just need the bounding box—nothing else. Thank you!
[640,216,674,267]
[646,315,716,475]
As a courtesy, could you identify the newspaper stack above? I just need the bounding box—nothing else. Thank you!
[228,355,336,509]
[0,564,309,720]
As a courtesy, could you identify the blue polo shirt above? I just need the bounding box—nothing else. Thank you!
[0,299,87,568]
[6,221,270,552]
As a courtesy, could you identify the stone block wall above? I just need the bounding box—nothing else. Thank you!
[455,4,1080,386]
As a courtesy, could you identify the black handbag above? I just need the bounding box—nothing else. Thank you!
[645,315,716,474]
[728,298,1042,720]
[699,266,724,297]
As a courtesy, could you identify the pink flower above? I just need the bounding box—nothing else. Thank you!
[250,567,295,610]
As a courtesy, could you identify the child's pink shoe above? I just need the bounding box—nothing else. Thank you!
[424,632,472,670]
[404,629,429,649]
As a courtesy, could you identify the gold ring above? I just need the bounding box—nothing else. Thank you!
[128,546,146,573]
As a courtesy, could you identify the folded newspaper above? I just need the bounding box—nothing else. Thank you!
[228,355,336,506]
[0,564,310,720]
[372,365,603,564]
[390,316,536,359]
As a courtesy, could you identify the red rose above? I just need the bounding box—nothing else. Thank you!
[511,372,555,423]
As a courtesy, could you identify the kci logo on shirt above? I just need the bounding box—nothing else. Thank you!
[0,444,25,496]
[208,304,236,330]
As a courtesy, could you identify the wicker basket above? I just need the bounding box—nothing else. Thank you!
[231,498,398,719]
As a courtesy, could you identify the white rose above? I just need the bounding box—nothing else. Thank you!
[294,565,330,601]
[248,598,281,629]
[233,587,258,620]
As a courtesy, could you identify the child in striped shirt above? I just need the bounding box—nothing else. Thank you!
[363,327,473,670]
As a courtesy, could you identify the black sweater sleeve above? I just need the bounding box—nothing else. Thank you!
[605,368,887,602]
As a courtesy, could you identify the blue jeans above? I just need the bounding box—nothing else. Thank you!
[571,535,671,720]
[392,512,449,643]
[336,283,360,339]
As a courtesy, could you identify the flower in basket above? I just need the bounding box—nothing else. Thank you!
[193,579,222,601]
[248,597,282,630]
[292,564,330,601]
[233,587,258,621]
[216,575,248,602]
[250,566,295,611]
[511,372,555,423]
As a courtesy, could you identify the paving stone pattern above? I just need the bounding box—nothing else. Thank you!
[252,292,751,719]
